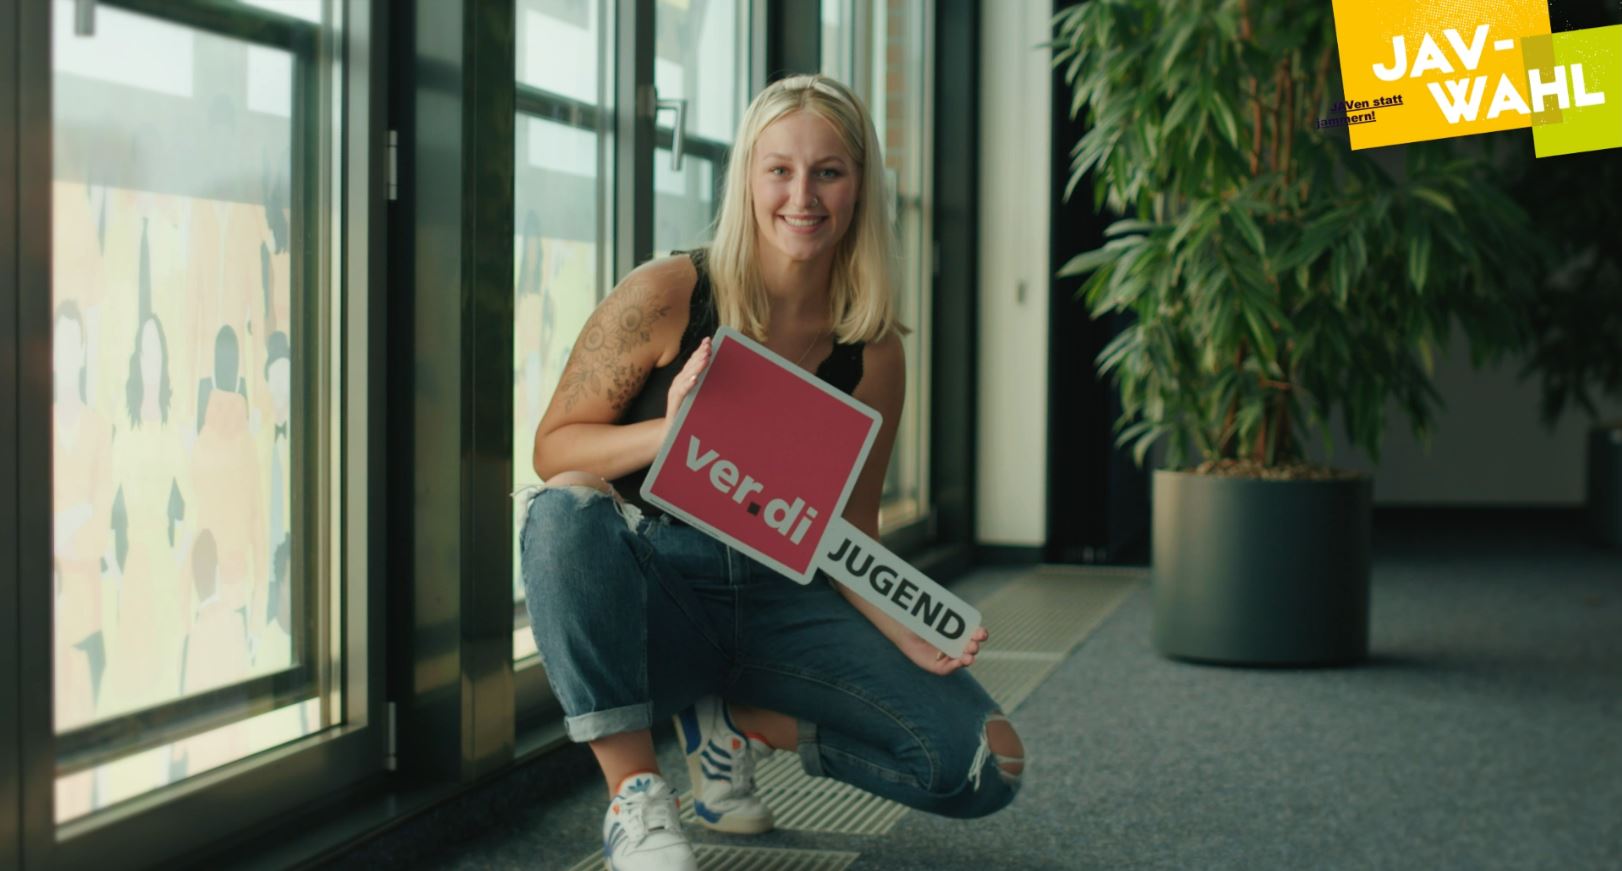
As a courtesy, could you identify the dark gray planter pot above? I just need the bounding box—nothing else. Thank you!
[1152,470,1372,666]
[1588,424,1622,549]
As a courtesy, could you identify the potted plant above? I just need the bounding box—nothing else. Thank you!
[1513,149,1622,548]
[1052,0,1542,664]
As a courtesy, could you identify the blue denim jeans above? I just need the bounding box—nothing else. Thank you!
[518,483,1021,819]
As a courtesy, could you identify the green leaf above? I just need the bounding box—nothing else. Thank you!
[1160,21,1196,78]
[1244,305,1278,363]
[1331,247,1351,305]
[1105,219,1157,238]
[1169,199,1215,251]
[1164,89,1199,133]
[1208,91,1240,147]
[1412,186,1457,216]
[1058,245,1121,278]
[1228,208,1266,256]
[1408,230,1431,293]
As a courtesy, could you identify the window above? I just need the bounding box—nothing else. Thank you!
[47,0,366,833]
[826,0,933,533]
[875,0,934,531]
[653,0,747,255]
[512,0,617,663]
[821,0,856,83]
[510,0,752,676]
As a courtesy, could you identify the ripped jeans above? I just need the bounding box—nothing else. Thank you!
[517,482,1021,819]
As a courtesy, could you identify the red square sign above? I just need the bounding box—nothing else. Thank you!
[641,326,880,582]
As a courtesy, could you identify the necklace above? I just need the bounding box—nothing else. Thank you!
[795,327,830,367]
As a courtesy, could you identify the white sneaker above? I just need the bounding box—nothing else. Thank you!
[602,772,697,871]
[673,696,775,834]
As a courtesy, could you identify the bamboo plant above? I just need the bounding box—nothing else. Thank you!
[1053,0,1545,475]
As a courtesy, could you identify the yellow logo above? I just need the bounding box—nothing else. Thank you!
[1329,0,1621,156]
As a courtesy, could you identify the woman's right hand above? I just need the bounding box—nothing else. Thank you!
[664,336,713,427]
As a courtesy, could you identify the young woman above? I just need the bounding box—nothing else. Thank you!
[520,74,1024,871]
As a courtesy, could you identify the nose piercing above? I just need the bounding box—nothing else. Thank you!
[810,195,820,208]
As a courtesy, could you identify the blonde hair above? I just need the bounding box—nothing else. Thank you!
[707,74,905,344]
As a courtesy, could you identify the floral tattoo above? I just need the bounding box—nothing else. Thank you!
[557,282,673,413]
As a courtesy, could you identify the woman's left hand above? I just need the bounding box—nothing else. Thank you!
[896,626,990,676]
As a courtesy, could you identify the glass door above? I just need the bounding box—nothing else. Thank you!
[653,0,749,255]
[870,0,932,533]
[511,0,617,667]
[510,0,754,727]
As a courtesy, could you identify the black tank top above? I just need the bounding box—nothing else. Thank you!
[611,249,866,518]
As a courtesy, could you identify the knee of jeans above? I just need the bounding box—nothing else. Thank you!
[525,473,641,534]
[521,481,642,582]
[544,470,615,497]
[984,713,1025,783]
[938,712,1024,819]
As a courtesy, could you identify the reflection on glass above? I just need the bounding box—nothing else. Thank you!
[655,0,741,142]
[821,0,854,85]
[51,0,330,821]
[56,698,321,821]
[512,94,608,659]
[518,0,602,103]
[654,151,713,257]
[239,0,323,24]
[653,0,741,254]
[875,0,929,530]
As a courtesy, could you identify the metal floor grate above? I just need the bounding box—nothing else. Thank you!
[568,844,859,871]
[970,652,1065,711]
[976,567,1144,655]
[678,751,910,835]
[974,567,1140,713]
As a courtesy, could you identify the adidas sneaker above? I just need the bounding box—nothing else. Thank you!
[673,696,775,834]
[601,772,697,871]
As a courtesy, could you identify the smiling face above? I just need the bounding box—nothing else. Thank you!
[750,110,860,268]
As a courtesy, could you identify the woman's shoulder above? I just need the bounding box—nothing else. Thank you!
[858,328,903,363]
[615,252,701,310]
[854,329,904,401]
[602,253,703,368]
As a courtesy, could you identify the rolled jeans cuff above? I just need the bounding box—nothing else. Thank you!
[565,702,652,743]
[796,717,826,778]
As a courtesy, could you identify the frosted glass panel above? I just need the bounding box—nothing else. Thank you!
[51,0,336,822]
[519,0,603,103]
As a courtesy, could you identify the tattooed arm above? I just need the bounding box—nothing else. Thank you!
[530,257,693,482]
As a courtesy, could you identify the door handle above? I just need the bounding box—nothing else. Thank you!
[655,93,688,171]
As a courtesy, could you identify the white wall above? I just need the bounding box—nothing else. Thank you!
[977,0,1051,545]
[1310,333,1622,505]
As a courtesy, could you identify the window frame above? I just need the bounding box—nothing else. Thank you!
[508,0,627,736]
[511,0,750,731]
[13,0,389,866]
[841,0,937,548]
[3,1,28,865]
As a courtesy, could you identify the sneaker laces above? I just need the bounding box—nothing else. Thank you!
[731,734,757,793]
[620,789,679,845]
